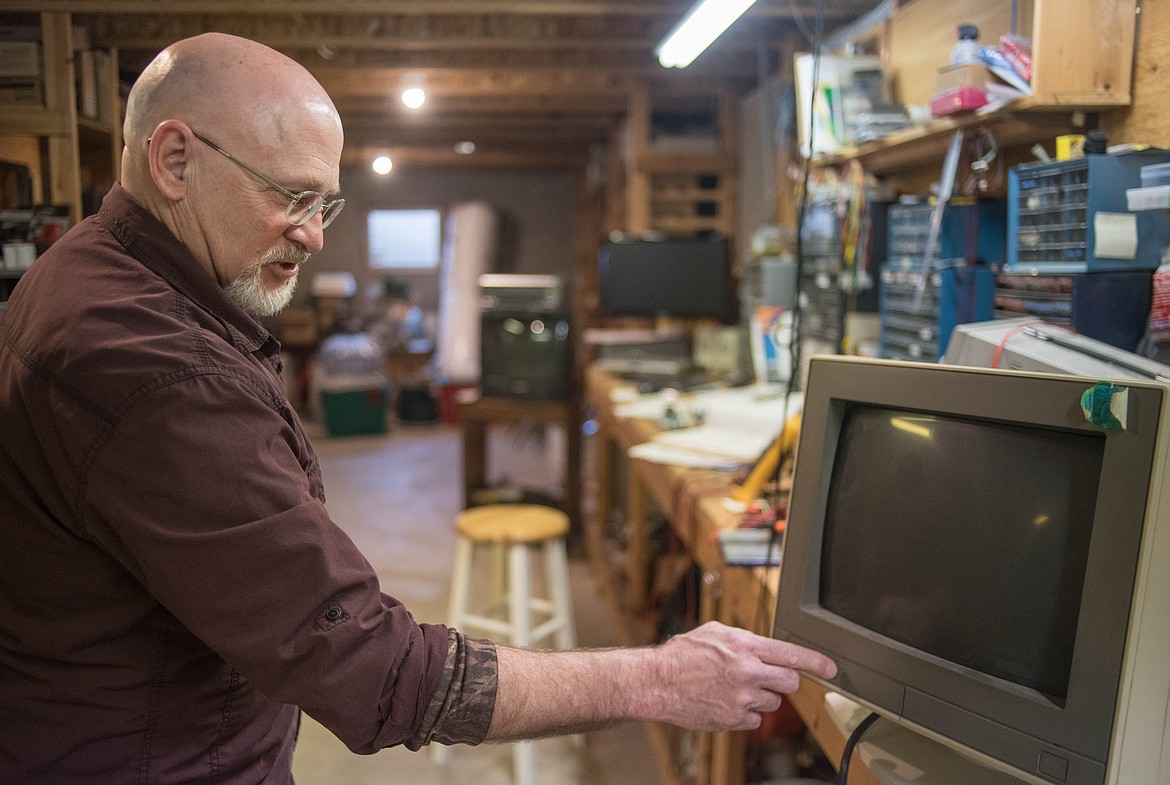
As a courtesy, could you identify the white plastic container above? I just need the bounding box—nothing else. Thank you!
[1141,162,1170,188]
[1126,185,1170,212]
[950,24,981,65]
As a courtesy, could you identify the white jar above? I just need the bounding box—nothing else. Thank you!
[950,24,981,65]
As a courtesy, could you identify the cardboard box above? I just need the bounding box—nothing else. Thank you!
[935,63,992,93]
[930,86,988,117]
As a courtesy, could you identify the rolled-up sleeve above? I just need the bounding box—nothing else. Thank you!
[408,631,498,749]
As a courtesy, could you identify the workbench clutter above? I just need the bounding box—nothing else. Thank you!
[930,24,1033,117]
[613,383,803,471]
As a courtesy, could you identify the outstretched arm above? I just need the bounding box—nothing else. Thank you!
[485,620,837,740]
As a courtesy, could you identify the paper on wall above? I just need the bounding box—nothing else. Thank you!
[1094,212,1138,260]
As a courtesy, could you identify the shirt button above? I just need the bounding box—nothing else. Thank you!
[324,605,343,621]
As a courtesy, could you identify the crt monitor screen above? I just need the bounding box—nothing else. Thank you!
[823,404,1101,701]
[598,236,735,322]
[773,356,1170,785]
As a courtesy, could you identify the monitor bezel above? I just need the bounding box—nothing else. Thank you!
[774,356,1164,785]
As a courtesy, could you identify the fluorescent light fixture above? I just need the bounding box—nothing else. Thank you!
[656,0,758,68]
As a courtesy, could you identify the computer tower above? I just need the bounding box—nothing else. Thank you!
[479,312,571,400]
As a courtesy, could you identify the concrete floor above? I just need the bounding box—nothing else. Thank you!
[289,420,662,785]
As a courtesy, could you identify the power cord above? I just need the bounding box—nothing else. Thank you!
[837,711,880,785]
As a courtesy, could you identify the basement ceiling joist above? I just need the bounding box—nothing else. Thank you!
[0,1,884,167]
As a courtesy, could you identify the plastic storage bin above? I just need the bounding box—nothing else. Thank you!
[317,331,389,436]
[321,381,389,437]
[1007,152,1170,272]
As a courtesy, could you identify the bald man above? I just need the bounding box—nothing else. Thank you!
[0,33,835,783]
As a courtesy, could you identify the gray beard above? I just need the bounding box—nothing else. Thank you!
[224,248,305,318]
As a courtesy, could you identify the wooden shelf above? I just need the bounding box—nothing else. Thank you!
[0,105,70,137]
[635,152,736,175]
[817,105,1090,175]
[76,114,116,137]
[623,85,738,239]
[805,0,1137,185]
[652,188,725,203]
[0,13,122,223]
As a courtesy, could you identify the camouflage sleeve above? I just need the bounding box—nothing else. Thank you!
[406,629,498,750]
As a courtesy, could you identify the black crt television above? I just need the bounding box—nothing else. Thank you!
[598,236,736,323]
[773,356,1170,785]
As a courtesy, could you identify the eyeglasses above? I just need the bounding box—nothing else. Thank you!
[192,132,345,229]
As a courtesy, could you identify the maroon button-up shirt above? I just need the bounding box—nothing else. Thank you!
[0,186,495,784]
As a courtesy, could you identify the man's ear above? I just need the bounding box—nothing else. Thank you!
[147,121,192,202]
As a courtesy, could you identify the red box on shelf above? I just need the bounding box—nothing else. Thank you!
[930,86,988,117]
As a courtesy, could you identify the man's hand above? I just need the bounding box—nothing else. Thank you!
[486,621,837,740]
[649,621,838,731]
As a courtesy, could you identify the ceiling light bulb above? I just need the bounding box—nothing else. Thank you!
[401,87,426,109]
[372,156,393,175]
[454,141,476,155]
[656,0,758,68]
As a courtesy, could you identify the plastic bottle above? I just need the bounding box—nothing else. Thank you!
[950,24,981,65]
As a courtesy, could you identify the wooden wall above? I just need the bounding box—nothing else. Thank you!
[1102,1,1170,147]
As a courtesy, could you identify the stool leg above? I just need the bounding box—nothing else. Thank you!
[514,741,536,785]
[508,542,531,647]
[448,537,474,630]
[508,543,536,785]
[492,541,508,619]
[433,536,475,767]
[545,538,576,650]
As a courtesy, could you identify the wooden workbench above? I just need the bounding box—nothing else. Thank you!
[583,365,879,785]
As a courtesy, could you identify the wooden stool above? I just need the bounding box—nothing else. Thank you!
[434,504,578,784]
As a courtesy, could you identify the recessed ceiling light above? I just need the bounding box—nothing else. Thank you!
[372,156,393,175]
[401,87,426,109]
[454,141,476,155]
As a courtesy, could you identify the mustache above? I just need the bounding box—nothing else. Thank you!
[259,246,311,267]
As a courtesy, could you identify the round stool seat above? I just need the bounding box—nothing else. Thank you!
[456,504,569,544]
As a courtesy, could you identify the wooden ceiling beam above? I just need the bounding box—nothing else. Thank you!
[331,94,630,113]
[0,1,867,20]
[76,16,792,53]
[339,108,622,124]
[314,67,636,97]
[341,144,588,170]
[342,120,614,142]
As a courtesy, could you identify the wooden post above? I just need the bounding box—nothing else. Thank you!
[40,12,83,225]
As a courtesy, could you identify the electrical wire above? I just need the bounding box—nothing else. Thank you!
[786,0,817,47]
[837,711,880,785]
[792,0,827,393]
[742,0,829,659]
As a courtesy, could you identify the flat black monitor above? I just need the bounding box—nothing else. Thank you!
[774,356,1170,785]
[598,236,735,323]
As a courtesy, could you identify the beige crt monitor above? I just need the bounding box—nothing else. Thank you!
[773,356,1170,785]
[943,317,1170,382]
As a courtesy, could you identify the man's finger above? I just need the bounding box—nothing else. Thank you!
[753,637,838,679]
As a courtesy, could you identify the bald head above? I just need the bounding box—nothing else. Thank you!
[123,33,342,188]
[117,33,345,311]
